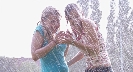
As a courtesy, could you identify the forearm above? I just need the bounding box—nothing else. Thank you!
[67,51,84,67]
[34,41,57,60]
[64,44,69,57]
[72,40,95,53]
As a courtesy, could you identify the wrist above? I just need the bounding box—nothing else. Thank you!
[52,39,58,45]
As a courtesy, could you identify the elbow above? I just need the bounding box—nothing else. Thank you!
[31,52,39,61]
[32,56,38,61]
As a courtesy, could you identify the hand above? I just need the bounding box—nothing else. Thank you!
[54,30,74,44]
[58,31,74,44]
[53,31,66,44]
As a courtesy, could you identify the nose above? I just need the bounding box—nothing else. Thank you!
[53,23,59,30]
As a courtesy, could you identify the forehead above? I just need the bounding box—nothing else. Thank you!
[66,11,78,19]
[48,15,60,20]
[70,10,77,14]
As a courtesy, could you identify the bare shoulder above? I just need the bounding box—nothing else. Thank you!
[80,18,97,28]
[31,31,44,50]
[33,31,44,40]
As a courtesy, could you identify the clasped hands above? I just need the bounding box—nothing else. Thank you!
[53,31,74,44]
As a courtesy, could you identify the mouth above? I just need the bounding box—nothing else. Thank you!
[52,26,57,33]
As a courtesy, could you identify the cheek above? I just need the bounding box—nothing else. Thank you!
[56,23,60,29]
[52,24,59,31]
[72,27,80,35]
[72,27,77,33]
[46,24,51,28]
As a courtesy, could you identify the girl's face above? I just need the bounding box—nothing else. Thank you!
[70,22,83,39]
[65,10,82,38]
[44,15,60,34]
[65,9,79,23]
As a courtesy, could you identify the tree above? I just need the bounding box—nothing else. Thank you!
[0,56,17,72]
[17,60,40,72]
[117,0,133,72]
[89,0,102,24]
[106,0,133,72]
[106,0,119,72]
[77,0,89,18]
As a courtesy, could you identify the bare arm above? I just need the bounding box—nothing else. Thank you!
[64,44,69,57]
[59,30,98,55]
[71,40,97,55]
[31,31,57,61]
[67,51,84,67]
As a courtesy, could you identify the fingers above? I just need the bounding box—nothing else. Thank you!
[55,31,73,44]
[58,31,65,35]
[57,36,73,44]
[65,33,72,39]
[66,30,72,36]
[57,31,66,37]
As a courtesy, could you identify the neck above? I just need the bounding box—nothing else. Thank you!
[41,24,53,41]
[47,29,53,39]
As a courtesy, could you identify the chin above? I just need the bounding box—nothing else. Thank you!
[53,30,57,33]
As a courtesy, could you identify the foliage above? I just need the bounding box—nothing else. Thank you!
[0,56,40,72]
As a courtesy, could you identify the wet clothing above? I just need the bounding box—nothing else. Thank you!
[85,66,113,72]
[35,24,69,72]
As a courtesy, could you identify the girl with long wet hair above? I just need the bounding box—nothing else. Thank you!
[31,6,69,72]
[60,3,113,72]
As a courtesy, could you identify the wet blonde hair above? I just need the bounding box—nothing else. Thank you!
[37,6,61,25]
[65,3,82,19]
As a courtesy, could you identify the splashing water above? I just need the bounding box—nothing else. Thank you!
[1,0,133,72]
